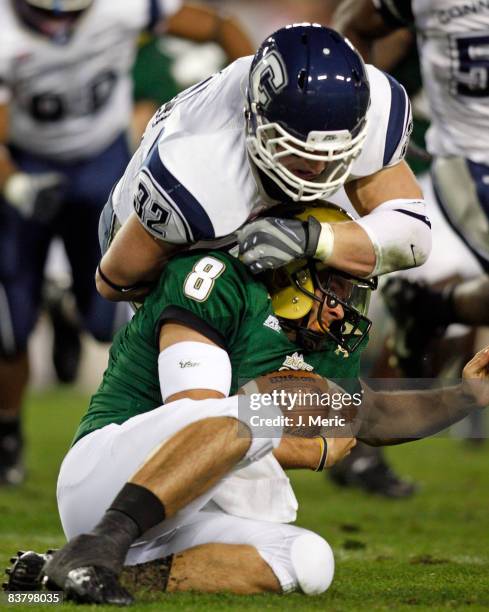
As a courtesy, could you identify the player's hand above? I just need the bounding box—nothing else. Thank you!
[237,216,322,273]
[462,346,489,407]
[325,436,356,468]
[3,171,67,223]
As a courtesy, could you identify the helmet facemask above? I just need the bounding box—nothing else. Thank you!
[266,240,377,355]
[249,197,376,353]
[246,108,368,202]
[245,24,371,202]
[292,263,376,353]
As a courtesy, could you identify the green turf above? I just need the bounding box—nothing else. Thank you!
[1,389,488,611]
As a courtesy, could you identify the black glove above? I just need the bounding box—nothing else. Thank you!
[237,216,322,273]
[3,172,67,224]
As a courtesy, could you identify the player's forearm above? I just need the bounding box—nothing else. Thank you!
[337,164,431,276]
[273,436,322,470]
[164,4,254,60]
[97,213,179,302]
[333,0,394,62]
[452,277,489,326]
[357,384,482,446]
[95,267,153,303]
[325,221,376,278]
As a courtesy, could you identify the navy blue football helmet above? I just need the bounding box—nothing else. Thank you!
[246,24,370,201]
[14,0,93,44]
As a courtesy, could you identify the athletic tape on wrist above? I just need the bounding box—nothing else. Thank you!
[158,341,232,402]
[314,223,335,262]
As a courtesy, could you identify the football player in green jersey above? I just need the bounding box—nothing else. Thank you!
[9,205,489,605]
[37,205,366,604]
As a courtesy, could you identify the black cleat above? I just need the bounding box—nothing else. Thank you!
[330,456,417,499]
[45,534,134,605]
[0,420,24,486]
[382,278,454,377]
[63,566,134,605]
[3,550,55,591]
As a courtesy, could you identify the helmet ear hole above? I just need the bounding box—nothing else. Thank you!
[298,69,307,91]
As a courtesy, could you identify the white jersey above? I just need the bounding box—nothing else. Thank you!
[0,0,181,161]
[375,0,489,163]
[113,57,412,242]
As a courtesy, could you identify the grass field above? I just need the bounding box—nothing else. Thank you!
[1,388,488,611]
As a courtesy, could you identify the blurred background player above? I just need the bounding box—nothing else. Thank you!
[0,0,255,486]
[335,0,489,442]
[322,21,429,497]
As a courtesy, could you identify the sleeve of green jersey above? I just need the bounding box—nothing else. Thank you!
[132,36,180,105]
[149,252,248,350]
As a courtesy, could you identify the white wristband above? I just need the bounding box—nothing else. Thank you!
[314,222,335,262]
[158,341,232,402]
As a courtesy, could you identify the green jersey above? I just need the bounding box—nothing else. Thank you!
[74,251,366,444]
[132,34,179,106]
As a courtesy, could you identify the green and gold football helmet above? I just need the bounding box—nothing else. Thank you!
[265,203,377,353]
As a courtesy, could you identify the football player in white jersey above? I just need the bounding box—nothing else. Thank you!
[0,0,255,485]
[96,23,431,306]
[336,0,489,362]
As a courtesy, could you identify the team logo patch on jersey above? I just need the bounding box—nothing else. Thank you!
[279,352,314,372]
[263,315,282,332]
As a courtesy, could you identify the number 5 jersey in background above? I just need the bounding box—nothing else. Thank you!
[375,0,489,164]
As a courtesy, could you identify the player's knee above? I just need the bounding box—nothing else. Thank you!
[290,533,334,595]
